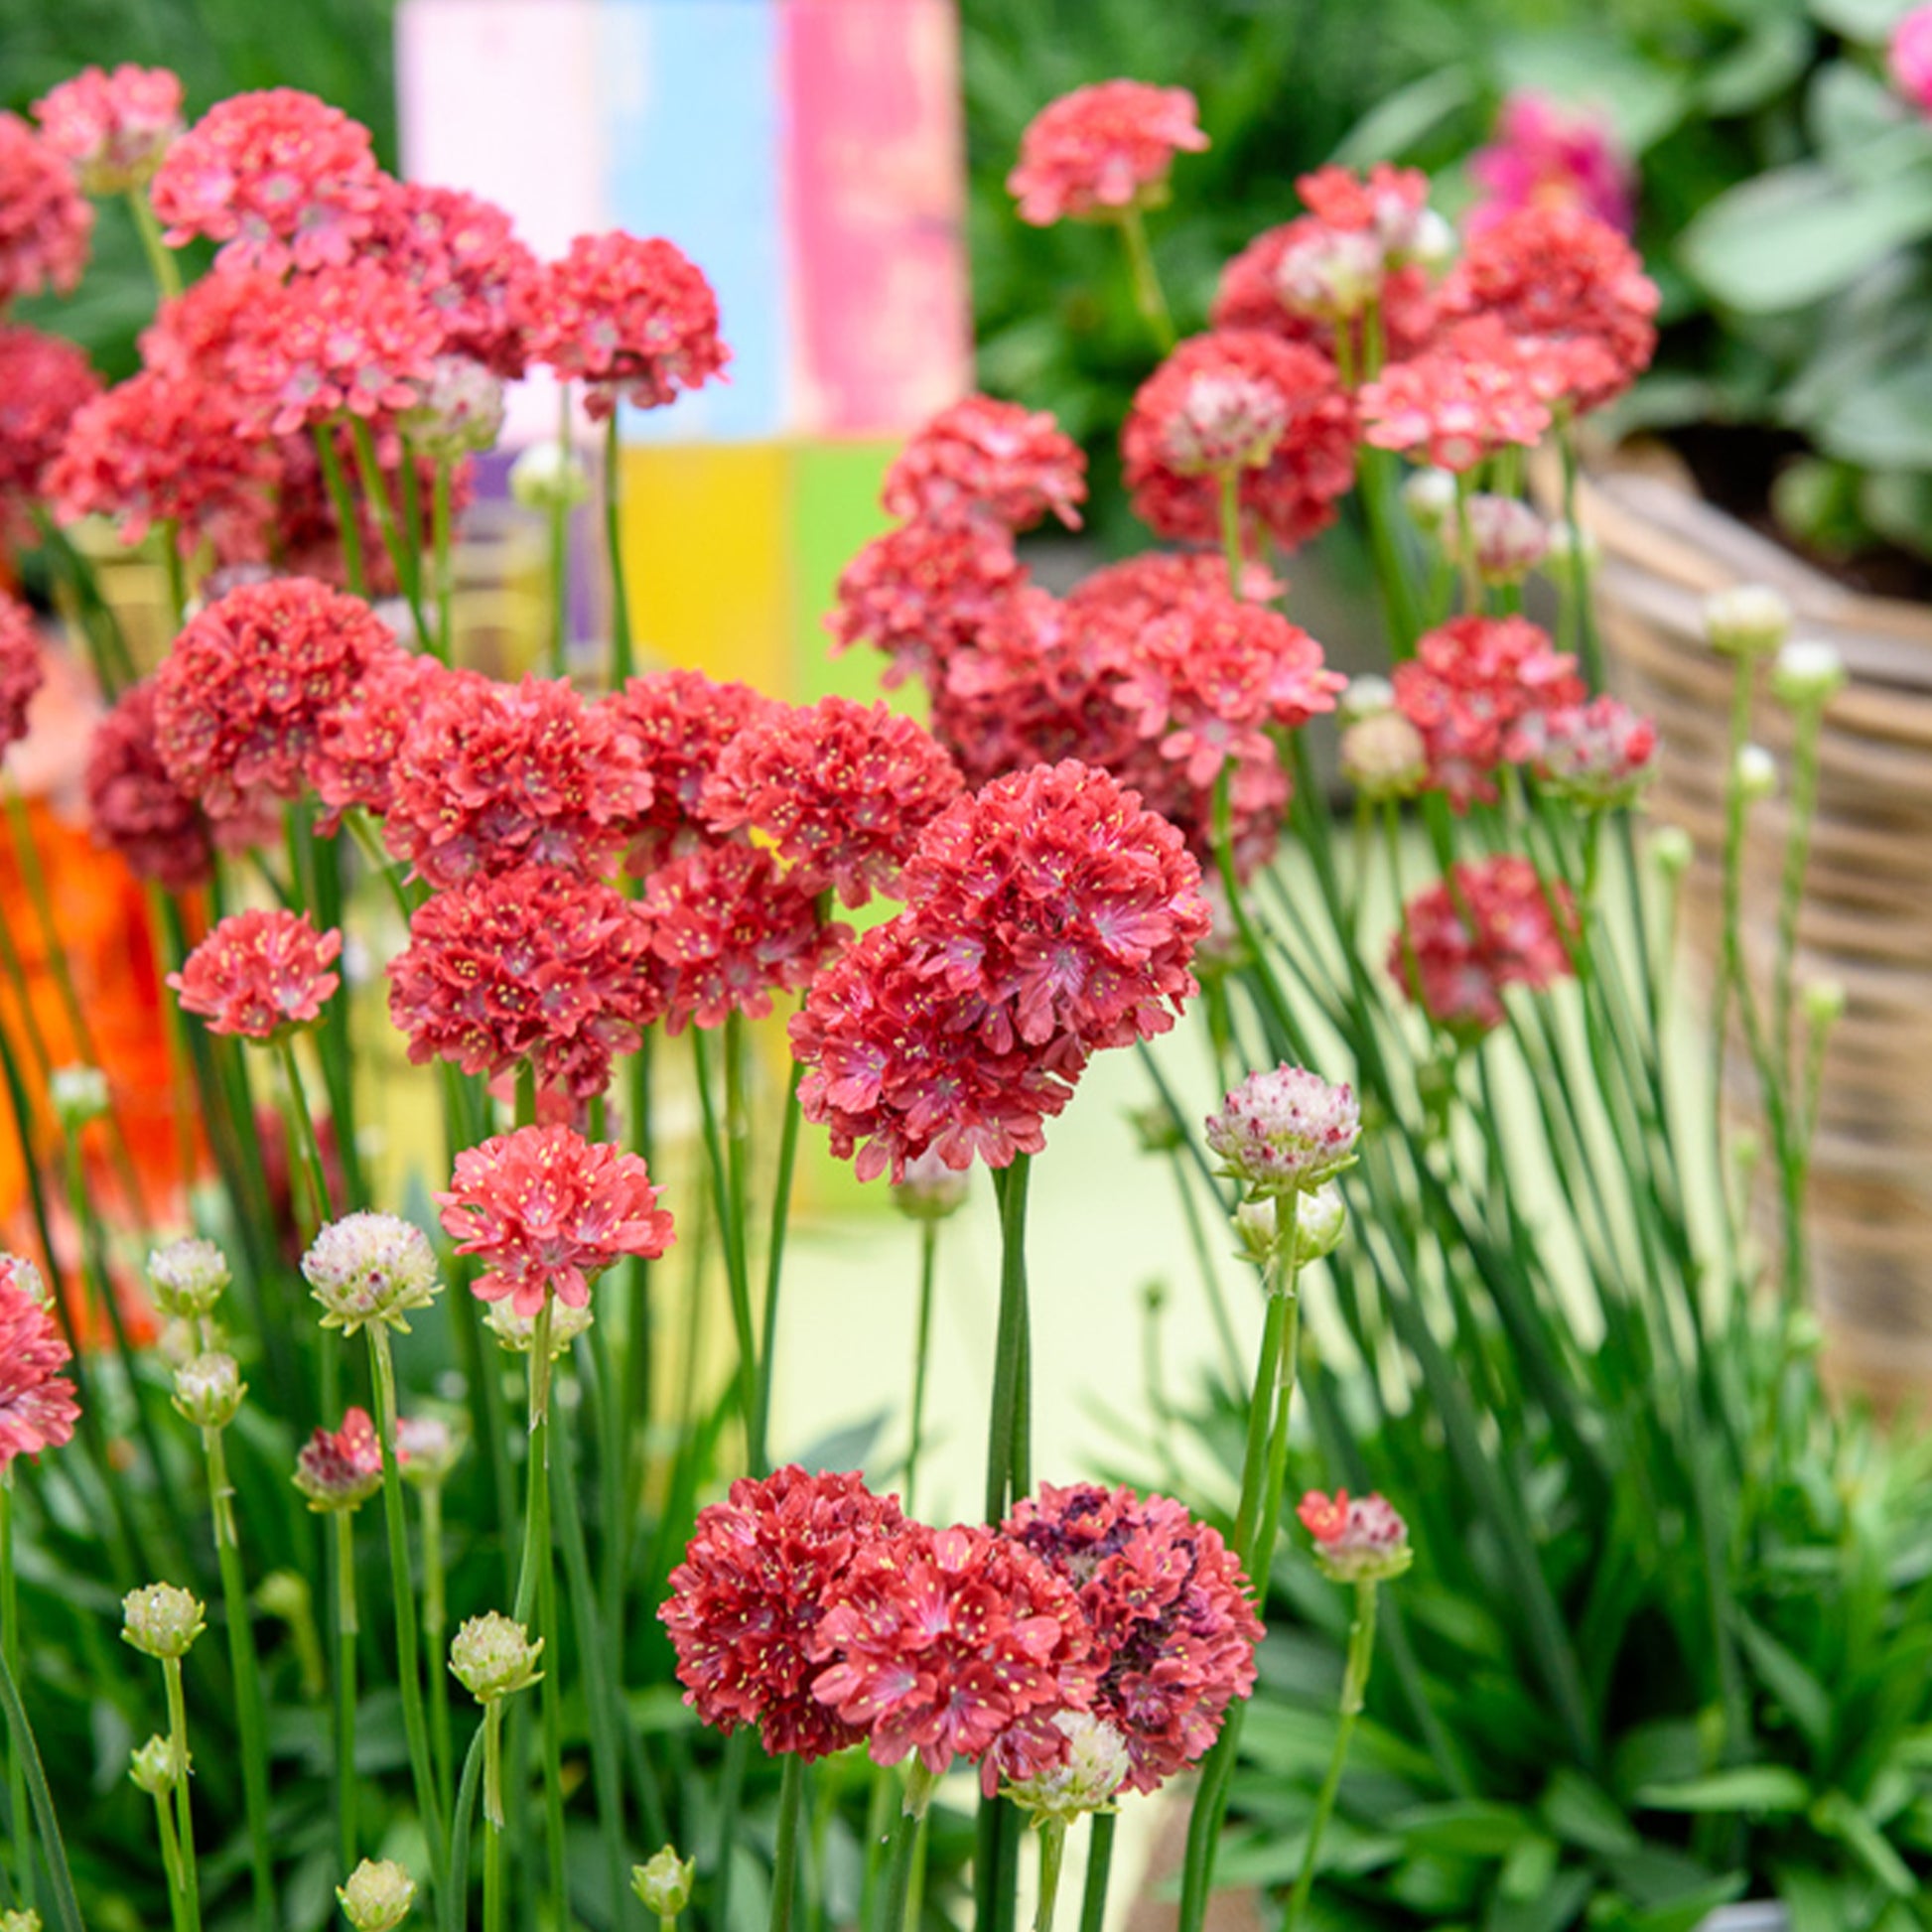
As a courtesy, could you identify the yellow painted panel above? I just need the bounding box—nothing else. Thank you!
[619,443,792,695]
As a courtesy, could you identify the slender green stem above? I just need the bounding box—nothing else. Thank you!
[692,1026,758,1460]
[1452,472,1482,615]
[128,188,183,300]
[162,1657,202,1932]
[712,1727,753,1932]
[537,1507,567,1932]
[548,387,572,675]
[0,1636,83,1932]
[1077,1812,1115,1932]
[274,1036,335,1230]
[313,425,367,598]
[985,1153,1034,1520]
[483,1705,505,1932]
[877,1767,934,1932]
[432,455,457,666]
[770,1750,806,1932]
[1284,1581,1379,1932]
[1115,205,1175,351]
[1166,1148,1245,1394]
[1217,467,1244,594]
[905,1220,939,1518]
[349,414,433,647]
[1556,420,1602,689]
[446,1719,486,1932]
[1772,704,1825,1292]
[0,1479,25,1906]
[753,1056,806,1475]
[422,1484,454,1817]
[370,1330,448,1898]
[1034,1820,1067,1932]
[334,1508,358,1873]
[153,1780,189,1932]
[203,1430,275,1932]
[160,523,189,630]
[605,411,635,686]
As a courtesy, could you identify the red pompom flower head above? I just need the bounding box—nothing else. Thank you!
[1008,80,1208,226]
[660,1465,906,1762]
[882,395,1086,532]
[1205,1063,1361,1204]
[168,908,343,1041]
[33,65,183,195]
[294,1406,387,1512]
[0,326,100,520]
[0,114,91,305]
[1298,1489,1413,1585]
[0,595,43,753]
[0,1254,79,1471]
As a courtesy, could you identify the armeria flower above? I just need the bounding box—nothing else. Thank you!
[700,697,964,907]
[0,1256,78,1470]
[437,1125,674,1318]
[827,515,1026,693]
[1008,80,1208,225]
[387,867,661,1096]
[303,1212,441,1336]
[790,917,1083,1183]
[1893,6,1932,116]
[601,668,774,870]
[148,88,384,274]
[337,1860,417,1932]
[1339,709,1429,802]
[145,1237,228,1319]
[167,907,343,1040]
[483,1295,595,1357]
[32,65,183,195]
[399,354,505,458]
[383,670,653,888]
[660,1465,907,1761]
[396,1414,464,1487]
[1205,1064,1361,1199]
[122,1582,206,1658]
[223,261,445,437]
[521,230,729,419]
[1002,1712,1134,1826]
[0,326,99,511]
[1527,695,1658,809]
[882,395,1086,532]
[1443,205,1658,413]
[50,368,277,556]
[1467,92,1635,236]
[631,1850,694,1920]
[1004,1483,1262,1793]
[1357,317,1555,472]
[1298,1489,1413,1585]
[449,1611,542,1703]
[0,114,91,304]
[1389,855,1577,1035]
[294,1406,386,1511]
[307,644,447,827]
[1449,492,1549,584]
[639,839,842,1033]
[367,180,539,378]
[0,596,43,753]
[899,759,1211,1054]
[85,680,229,892]
[153,576,396,819]
[810,1522,1098,1788]
[1392,614,1587,809]
[172,1351,244,1431]
[1123,332,1356,556]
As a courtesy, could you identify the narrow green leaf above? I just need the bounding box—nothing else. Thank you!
[1735,1614,1834,1753]
[1634,1766,1812,1813]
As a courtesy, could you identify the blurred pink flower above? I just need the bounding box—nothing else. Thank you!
[1891,7,1932,115]
[1468,92,1634,236]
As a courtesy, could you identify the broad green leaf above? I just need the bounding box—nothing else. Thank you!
[1493,32,1690,151]
[1735,1614,1834,1752]
[1496,1832,1560,1902]
[1634,1765,1812,1813]
[1810,0,1920,39]
[1812,1789,1917,1894]
[1703,14,1814,117]
[1775,1862,1878,1932]
[1610,1720,1707,1802]
[1328,68,1476,168]
[1485,1866,1591,1932]
[1814,364,1932,469]
[1808,63,1911,160]
[1626,1874,1749,1932]
[1393,1800,1533,1858]
[1680,163,1932,313]
[1542,1769,1641,1857]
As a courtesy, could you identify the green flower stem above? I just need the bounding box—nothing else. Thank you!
[420,1482,454,1814]
[0,1632,83,1932]
[201,1428,275,1932]
[1772,702,1826,1293]
[537,1523,567,1932]
[1034,1819,1068,1932]
[312,424,367,598]
[769,1750,806,1932]
[444,1718,486,1932]
[152,1777,189,1932]
[1115,205,1175,351]
[879,1765,937,1932]
[369,1329,448,1900]
[1284,1580,1379,1932]
[0,1478,25,1904]
[691,1026,758,1462]
[904,1219,939,1519]
[349,414,431,647]
[1357,448,1425,657]
[0,900,54,1077]
[159,522,189,630]
[432,455,457,666]
[1077,1811,1115,1932]
[605,411,635,686]
[1451,472,1482,615]
[711,1726,753,1932]
[548,386,572,676]
[127,188,183,300]
[1217,467,1244,594]
[752,1054,807,1477]
[345,805,423,927]
[621,1031,656,1597]
[274,1035,336,1231]
[483,1703,505,1932]
[1556,420,1602,690]
[32,504,138,692]
[161,1655,203,1932]
[332,1508,359,1872]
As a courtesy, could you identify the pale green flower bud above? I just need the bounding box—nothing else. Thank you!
[1400,467,1455,535]
[1542,519,1598,573]
[1337,673,1395,724]
[147,1237,229,1320]
[509,440,591,512]
[891,1148,972,1222]
[1650,826,1694,880]
[450,1611,543,1704]
[1339,711,1427,802]
[631,1845,695,1918]
[1769,638,1848,709]
[397,1413,465,1488]
[1801,978,1847,1030]
[1231,1196,1281,1268]
[122,1582,206,1659]
[172,1351,245,1431]
[48,1064,109,1131]
[1703,585,1791,659]
[483,1297,593,1358]
[128,1733,180,1795]
[303,1212,441,1336]
[1295,1182,1347,1262]
[1734,744,1778,802]
[1,1906,44,1932]
[339,1858,418,1932]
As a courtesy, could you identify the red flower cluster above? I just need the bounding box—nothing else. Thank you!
[1528,694,1659,809]
[1008,80,1208,225]
[169,907,344,1040]
[601,668,773,869]
[1444,204,1657,413]
[1004,1483,1262,1791]
[0,596,43,752]
[1390,855,1577,1035]
[153,576,395,820]
[437,1124,674,1317]
[522,230,729,419]
[381,670,652,888]
[367,180,538,378]
[882,395,1086,532]
[0,114,91,305]
[1392,614,1586,808]
[0,1255,78,1471]
[33,65,183,195]
[661,1466,907,1761]
[0,327,99,514]
[388,867,660,1097]
[85,679,234,891]
[701,697,963,907]
[812,1523,1095,1788]
[1123,331,1356,555]
[1357,317,1554,472]
[828,517,1026,692]
[639,840,841,1034]
[307,645,445,826]
[149,87,383,274]
[294,1405,387,1510]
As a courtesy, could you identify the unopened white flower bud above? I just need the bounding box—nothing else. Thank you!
[483,1297,593,1357]
[1650,826,1694,880]
[1003,1711,1133,1827]
[509,439,591,512]
[403,355,505,459]
[0,1907,44,1932]
[128,1733,180,1796]
[1295,1182,1347,1262]
[631,1846,695,1918]
[892,1148,972,1223]
[1704,585,1791,659]
[147,1237,229,1320]
[1401,467,1456,535]
[1769,638,1848,709]
[1340,711,1428,801]
[1801,978,1847,1030]
[48,1064,109,1131]
[339,1859,418,1932]
[450,1611,543,1704]
[1337,673,1396,724]
[122,1583,206,1660]
[1734,744,1778,802]
[172,1351,245,1431]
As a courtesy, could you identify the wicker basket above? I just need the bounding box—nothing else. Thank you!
[1576,465,1932,1401]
